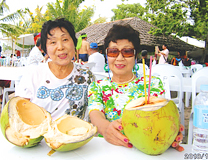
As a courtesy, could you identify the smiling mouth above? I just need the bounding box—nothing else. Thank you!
[115,64,125,68]
[58,54,67,59]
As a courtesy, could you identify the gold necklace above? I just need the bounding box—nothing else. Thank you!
[112,73,135,84]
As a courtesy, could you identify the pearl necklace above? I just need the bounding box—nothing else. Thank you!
[112,73,135,84]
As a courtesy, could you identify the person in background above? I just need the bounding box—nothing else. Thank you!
[27,38,44,66]
[158,44,169,64]
[0,45,2,57]
[76,33,90,62]
[88,24,184,151]
[137,50,150,67]
[180,50,191,67]
[10,53,17,66]
[33,33,41,45]
[15,18,94,121]
[88,42,105,72]
[15,49,21,58]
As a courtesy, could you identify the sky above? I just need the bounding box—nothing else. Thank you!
[5,0,147,22]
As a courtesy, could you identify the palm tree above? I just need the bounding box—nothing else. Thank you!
[46,0,94,32]
[0,0,25,54]
[0,0,23,36]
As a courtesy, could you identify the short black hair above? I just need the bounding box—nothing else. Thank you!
[104,24,140,58]
[178,50,186,57]
[36,38,41,47]
[164,44,168,48]
[40,18,77,54]
[141,50,148,56]
[81,33,87,39]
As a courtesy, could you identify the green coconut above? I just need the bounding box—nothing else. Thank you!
[44,114,97,156]
[122,96,180,155]
[0,96,52,148]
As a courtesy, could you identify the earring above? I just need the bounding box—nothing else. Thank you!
[134,59,138,78]
[106,57,111,81]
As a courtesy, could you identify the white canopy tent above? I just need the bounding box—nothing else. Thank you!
[179,36,205,49]
[0,34,34,57]
[17,34,34,45]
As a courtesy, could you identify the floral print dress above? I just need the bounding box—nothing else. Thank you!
[88,75,165,122]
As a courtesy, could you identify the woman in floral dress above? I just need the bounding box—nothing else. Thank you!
[88,24,184,151]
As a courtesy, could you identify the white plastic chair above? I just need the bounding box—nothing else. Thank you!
[1,80,15,111]
[20,57,28,66]
[191,64,203,75]
[136,63,149,75]
[82,62,96,70]
[152,64,184,128]
[188,67,208,145]
[92,72,109,81]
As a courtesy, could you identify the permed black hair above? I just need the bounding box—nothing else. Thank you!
[40,18,77,54]
[104,24,141,58]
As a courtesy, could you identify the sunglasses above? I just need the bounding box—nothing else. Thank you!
[106,48,135,58]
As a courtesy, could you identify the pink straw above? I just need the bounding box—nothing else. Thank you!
[148,56,152,104]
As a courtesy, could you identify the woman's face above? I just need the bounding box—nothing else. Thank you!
[46,27,75,66]
[107,39,135,77]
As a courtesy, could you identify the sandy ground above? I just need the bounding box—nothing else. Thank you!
[0,92,192,144]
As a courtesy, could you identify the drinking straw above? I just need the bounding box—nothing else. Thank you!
[148,56,153,104]
[142,59,147,104]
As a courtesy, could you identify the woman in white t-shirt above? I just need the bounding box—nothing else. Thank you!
[16,18,94,120]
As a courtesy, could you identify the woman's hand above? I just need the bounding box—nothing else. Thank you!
[89,111,133,148]
[102,119,133,148]
[171,124,184,152]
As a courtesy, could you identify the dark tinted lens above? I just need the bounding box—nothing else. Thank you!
[121,48,135,57]
[107,48,119,57]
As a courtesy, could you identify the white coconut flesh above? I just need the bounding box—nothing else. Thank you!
[6,97,51,146]
[44,115,97,149]
[125,96,168,111]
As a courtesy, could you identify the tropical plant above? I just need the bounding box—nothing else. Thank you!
[93,16,107,24]
[46,0,94,32]
[186,0,208,62]
[111,3,148,21]
[0,0,24,36]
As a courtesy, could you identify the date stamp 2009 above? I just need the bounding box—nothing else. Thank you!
[184,153,208,159]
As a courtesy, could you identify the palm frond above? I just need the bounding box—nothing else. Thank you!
[0,0,9,15]
[0,9,22,22]
[0,23,23,37]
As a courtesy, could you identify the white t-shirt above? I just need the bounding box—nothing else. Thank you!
[88,52,105,72]
[15,62,94,120]
[159,49,169,64]
[28,46,44,66]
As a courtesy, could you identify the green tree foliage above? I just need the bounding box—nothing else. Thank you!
[93,16,107,24]
[145,0,190,37]
[23,6,47,33]
[186,0,208,61]
[46,0,94,32]
[111,3,148,21]
[0,0,23,37]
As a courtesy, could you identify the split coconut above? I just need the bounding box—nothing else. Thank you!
[0,97,97,155]
[0,97,51,148]
[122,96,180,155]
[44,114,97,155]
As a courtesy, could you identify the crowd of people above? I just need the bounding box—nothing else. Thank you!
[0,18,187,152]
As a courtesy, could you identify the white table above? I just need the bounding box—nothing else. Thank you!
[0,66,27,109]
[0,66,26,82]
[0,133,195,160]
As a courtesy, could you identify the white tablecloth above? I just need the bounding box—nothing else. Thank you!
[0,67,26,81]
[0,133,193,160]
